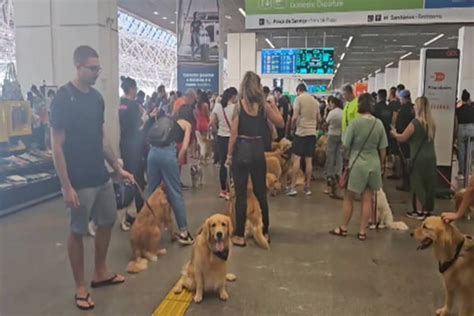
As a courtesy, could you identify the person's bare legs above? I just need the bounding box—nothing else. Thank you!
[92,226,124,283]
[341,190,355,230]
[68,232,94,308]
[360,190,373,236]
[304,157,313,188]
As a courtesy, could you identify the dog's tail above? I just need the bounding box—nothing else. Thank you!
[388,221,409,231]
[252,223,269,250]
[126,257,148,274]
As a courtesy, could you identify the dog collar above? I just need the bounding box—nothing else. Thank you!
[213,248,229,261]
[438,238,465,274]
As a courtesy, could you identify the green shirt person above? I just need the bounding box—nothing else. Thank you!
[341,84,360,133]
[342,98,360,132]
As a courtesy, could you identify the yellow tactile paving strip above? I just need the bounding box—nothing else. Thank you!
[151,283,193,316]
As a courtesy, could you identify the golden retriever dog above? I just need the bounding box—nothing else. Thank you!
[227,180,269,249]
[266,173,282,196]
[272,137,292,153]
[373,190,409,230]
[313,135,328,168]
[173,214,237,303]
[266,155,282,179]
[454,175,473,221]
[126,188,175,273]
[414,216,474,316]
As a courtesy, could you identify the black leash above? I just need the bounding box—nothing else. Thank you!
[134,182,157,218]
[438,238,465,274]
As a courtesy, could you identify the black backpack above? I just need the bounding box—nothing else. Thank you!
[147,115,175,147]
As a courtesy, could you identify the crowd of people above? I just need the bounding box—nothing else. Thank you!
[50,45,472,310]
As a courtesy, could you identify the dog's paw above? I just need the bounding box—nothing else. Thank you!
[149,255,158,262]
[158,248,167,256]
[219,290,229,301]
[436,306,448,316]
[226,273,237,282]
[193,293,203,303]
[173,286,183,294]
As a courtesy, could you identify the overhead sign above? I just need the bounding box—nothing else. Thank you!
[262,48,334,75]
[245,0,474,29]
[420,48,459,168]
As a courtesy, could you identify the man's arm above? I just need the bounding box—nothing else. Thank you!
[103,130,135,183]
[51,128,80,208]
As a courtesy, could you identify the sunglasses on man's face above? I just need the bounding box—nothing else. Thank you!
[82,65,102,73]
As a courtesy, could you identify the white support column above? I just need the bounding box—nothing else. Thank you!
[384,67,399,89]
[398,60,420,97]
[226,32,256,89]
[368,76,376,93]
[375,72,385,91]
[458,26,474,98]
[13,0,120,149]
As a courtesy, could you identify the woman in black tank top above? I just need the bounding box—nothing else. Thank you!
[226,71,284,246]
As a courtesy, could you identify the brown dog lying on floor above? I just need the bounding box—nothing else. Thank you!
[414,216,474,316]
[126,187,175,273]
[227,179,269,249]
[173,214,237,303]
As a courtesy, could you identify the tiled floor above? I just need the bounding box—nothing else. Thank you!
[0,165,471,316]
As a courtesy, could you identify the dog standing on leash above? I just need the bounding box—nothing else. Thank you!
[190,164,203,188]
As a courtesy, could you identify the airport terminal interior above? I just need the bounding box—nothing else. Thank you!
[0,0,473,315]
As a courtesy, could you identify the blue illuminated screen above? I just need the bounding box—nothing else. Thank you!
[262,48,335,75]
[307,85,328,94]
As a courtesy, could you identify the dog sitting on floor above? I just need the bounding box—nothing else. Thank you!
[126,187,176,273]
[414,216,474,316]
[372,189,409,230]
[227,179,269,250]
[190,164,203,188]
[173,214,237,303]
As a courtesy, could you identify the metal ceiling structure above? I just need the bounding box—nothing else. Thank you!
[0,3,177,95]
[0,0,15,81]
[118,10,177,94]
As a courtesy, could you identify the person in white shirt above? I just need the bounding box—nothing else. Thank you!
[287,83,320,197]
[324,95,344,196]
[209,87,238,200]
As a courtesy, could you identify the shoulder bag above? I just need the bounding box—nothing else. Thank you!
[339,120,377,189]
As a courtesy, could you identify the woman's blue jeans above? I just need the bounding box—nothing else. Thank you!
[146,145,188,231]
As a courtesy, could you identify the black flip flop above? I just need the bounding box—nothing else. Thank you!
[231,238,247,247]
[329,226,348,237]
[75,293,95,310]
[90,273,125,288]
[357,233,367,241]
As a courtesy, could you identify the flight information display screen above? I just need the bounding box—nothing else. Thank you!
[262,48,334,75]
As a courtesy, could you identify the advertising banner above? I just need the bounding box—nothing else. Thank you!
[177,63,219,93]
[245,0,474,29]
[421,49,459,167]
[177,0,219,93]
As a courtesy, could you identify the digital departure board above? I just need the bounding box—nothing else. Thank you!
[262,48,334,75]
[307,85,328,94]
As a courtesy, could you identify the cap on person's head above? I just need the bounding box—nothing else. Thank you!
[399,89,411,98]
[273,87,282,94]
